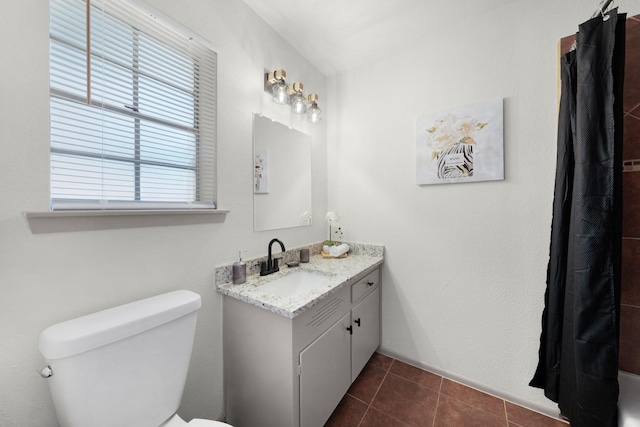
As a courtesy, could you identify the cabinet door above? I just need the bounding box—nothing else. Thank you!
[351,287,380,382]
[299,312,351,427]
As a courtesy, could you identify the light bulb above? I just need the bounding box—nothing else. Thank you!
[272,80,289,104]
[307,103,322,123]
[290,91,306,114]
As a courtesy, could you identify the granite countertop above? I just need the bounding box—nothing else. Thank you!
[215,243,383,318]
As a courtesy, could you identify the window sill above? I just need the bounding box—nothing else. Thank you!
[26,209,230,218]
[24,209,229,234]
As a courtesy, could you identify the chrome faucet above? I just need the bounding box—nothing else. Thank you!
[260,238,286,276]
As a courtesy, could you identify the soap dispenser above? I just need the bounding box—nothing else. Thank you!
[232,250,246,284]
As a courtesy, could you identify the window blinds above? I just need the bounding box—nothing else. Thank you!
[49,0,217,210]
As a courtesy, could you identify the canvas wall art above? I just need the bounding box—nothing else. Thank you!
[416,99,504,185]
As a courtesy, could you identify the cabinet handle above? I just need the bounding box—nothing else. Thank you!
[367,281,374,286]
[346,326,353,335]
[355,318,361,327]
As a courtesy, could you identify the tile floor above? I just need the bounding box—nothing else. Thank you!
[324,352,568,427]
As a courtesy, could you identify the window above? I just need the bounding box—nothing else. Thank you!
[49,0,217,210]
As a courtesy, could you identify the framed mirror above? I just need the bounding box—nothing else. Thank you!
[253,114,312,231]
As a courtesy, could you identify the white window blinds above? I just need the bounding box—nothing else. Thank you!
[49,0,217,210]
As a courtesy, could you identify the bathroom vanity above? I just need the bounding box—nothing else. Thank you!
[217,245,383,427]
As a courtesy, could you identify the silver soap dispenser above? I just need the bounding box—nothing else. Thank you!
[232,250,246,284]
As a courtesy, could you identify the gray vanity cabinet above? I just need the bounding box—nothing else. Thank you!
[223,268,380,427]
[351,284,381,382]
[299,313,352,427]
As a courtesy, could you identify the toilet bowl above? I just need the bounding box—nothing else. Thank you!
[39,290,232,427]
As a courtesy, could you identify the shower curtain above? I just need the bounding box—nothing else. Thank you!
[530,10,625,427]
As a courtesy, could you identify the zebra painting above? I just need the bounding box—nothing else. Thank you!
[436,143,474,179]
[417,99,503,185]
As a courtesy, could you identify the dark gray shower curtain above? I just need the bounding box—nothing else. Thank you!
[530,10,625,427]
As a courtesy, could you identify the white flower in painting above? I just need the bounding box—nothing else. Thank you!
[425,114,487,160]
[255,154,264,180]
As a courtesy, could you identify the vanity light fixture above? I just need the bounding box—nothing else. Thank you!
[264,69,322,123]
[306,94,322,123]
[268,69,289,105]
[289,82,306,114]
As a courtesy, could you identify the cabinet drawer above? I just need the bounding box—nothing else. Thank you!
[351,269,379,303]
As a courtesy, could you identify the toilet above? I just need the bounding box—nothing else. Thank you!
[39,290,232,427]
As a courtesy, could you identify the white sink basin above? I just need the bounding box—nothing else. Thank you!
[258,271,330,298]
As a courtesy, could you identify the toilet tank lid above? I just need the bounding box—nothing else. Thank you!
[39,290,201,360]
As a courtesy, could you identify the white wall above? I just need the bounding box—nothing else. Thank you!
[327,0,640,416]
[0,1,326,425]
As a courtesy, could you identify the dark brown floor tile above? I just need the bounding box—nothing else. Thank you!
[347,363,387,404]
[620,304,640,374]
[371,372,438,426]
[389,360,442,392]
[622,239,640,307]
[368,352,394,371]
[434,394,507,427]
[324,394,368,427]
[505,402,568,427]
[359,407,409,427]
[440,378,506,418]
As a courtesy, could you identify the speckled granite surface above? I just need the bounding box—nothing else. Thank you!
[215,242,384,318]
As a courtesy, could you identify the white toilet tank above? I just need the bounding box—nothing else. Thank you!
[39,290,202,427]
